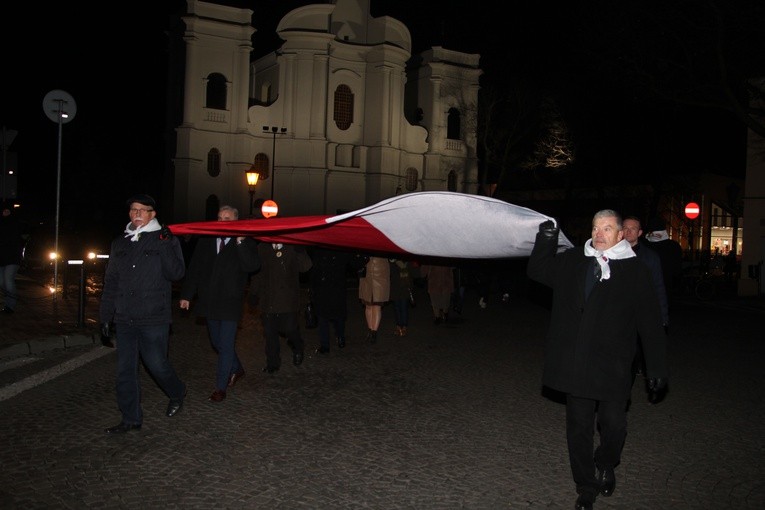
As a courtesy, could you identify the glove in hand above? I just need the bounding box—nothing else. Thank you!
[647,377,667,404]
[159,226,173,240]
[538,220,559,240]
[539,220,555,232]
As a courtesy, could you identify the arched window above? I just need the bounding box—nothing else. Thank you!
[254,153,270,180]
[333,84,354,130]
[206,73,227,110]
[447,170,457,192]
[207,148,221,177]
[405,167,419,192]
[447,108,461,140]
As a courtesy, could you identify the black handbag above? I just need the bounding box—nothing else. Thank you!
[304,300,318,329]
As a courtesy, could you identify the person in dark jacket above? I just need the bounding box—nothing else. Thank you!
[307,247,363,353]
[250,242,312,373]
[623,216,668,382]
[527,209,668,510]
[388,258,415,337]
[99,194,187,434]
[644,218,684,299]
[179,205,260,403]
[0,204,25,313]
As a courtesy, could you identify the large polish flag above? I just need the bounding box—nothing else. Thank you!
[169,192,573,259]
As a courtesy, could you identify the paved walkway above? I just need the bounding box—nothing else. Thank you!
[1,268,764,509]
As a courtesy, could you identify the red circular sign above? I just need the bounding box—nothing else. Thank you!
[684,202,700,220]
[261,200,278,218]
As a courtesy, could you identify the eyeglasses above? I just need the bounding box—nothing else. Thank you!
[129,208,154,214]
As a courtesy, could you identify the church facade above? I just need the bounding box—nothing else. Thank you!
[172,0,481,222]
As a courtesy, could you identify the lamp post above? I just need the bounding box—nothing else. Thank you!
[245,165,260,216]
[262,126,287,200]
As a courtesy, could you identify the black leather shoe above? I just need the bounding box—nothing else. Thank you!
[337,336,346,349]
[598,466,615,497]
[315,346,330,354]
[293,351,304,366]
[105,422,141,434]
[166,388,187,417]
[262,365,279,374]
[574,493,594,510]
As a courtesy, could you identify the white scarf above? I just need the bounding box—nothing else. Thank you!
[124,218,161,242]
[645,229,669,242]
[583,239,635,281]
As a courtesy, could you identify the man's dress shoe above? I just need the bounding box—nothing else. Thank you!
[208,390,226,402]
[227,369,245,388]
[166,389,187,417]
[262,365,279,374]
[105,422,141,434]
[574,493,594,510]
[598,466,615,497]
[316,346,330,354]
[293,351,304,366]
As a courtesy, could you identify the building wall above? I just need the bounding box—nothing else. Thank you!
[740,77,765,295]
[173,0,481,222]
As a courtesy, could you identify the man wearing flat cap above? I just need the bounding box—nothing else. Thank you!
[99,194,188,434]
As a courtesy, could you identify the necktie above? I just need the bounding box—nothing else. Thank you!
[218,238,224,253]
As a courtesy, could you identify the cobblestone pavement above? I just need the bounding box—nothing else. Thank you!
[1,269,764,509]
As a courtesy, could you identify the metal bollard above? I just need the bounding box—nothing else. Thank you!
[68,260,86,328]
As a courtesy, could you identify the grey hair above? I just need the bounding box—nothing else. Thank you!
[592,209,623,229]
[219,205,239,219]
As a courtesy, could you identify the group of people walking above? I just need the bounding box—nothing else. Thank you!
[98,195,673,510]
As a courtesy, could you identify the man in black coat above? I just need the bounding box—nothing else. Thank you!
[527,209,668,510]
[180,205,261,403]
[250,242,312,373]
[100,194,187,434]
[623,215,668,382]
[307,247,365,353]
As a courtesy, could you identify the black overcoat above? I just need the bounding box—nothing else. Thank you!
[251,244,312,314]
[180,237,260,321]
[308,248,361,320]
[527,231,668,401]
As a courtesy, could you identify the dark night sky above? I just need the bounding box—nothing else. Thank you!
[1,0,758,235]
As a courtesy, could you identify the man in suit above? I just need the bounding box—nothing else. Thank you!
[527,209,668,510]
[180,205,260,402]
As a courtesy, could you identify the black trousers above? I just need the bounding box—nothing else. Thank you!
[565,395,628,495]
[262,312,303,369]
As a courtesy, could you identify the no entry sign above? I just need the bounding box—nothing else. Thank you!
[685,202,700,220]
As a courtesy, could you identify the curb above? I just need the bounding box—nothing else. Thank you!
[0,334,97,359]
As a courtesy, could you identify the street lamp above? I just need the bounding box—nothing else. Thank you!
[245,165,260,216]
[262,126,287,200]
